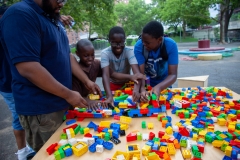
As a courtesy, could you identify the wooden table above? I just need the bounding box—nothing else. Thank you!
[32,87,240,160]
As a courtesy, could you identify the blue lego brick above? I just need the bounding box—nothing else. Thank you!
[87,121,98,129]
[103,141,113,150]
[152,144,159,150]
[231,150,237,159]
[128,109,142,117]
[198,112,206,117]
[179,120,186,124]
[102,128,108,132]
[64,148,73,157]
[189,131,193,138]
[89,143,97,153]
[96,139,104,145]
[166,116,172,122]
[222,155,232,160]
[66,119,76,125]
[203,106,210,111]
[128,146,134,151]
[160,142,167,146]
[127,98,136,105]
[110,123,120,130]
[112,130,119,139]
[93,113,103,118]
[171,107,177,114]
[165,122,172,128]
[146,141,154,147]
[161,105,166,112]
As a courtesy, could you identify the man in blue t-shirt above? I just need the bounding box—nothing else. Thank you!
[134,21,178,101]
[0,0,100,152]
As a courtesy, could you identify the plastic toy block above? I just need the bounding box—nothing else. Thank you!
[84,133,92,138]
[193,151,202,159]
[142,133,149,141]
[89,143,97,153]
[149,132,155,140]
[104,132,111,141]
[147,123,154,129]
[192,134,198,141]
[83,127,90,135]
[120,124,128,130]
[182,149,191,159]
[120,116,132,124]
[87,121,98,129]
[135,132,142,141]
[217,118,227,126]
[167,143,176,155]
[114,94,129,101]
[72,142,88,156]
[96,144,104,153]
[126,144,140,159]
[119,130,126,136]
[99,121,111,128]
[66,119,76,125]
[225,146,232,157]
[110,137,121,145]
[163,152,171,160]
[64,147,72,157]
[68,138,77,146]
[103,141,113,150]
[145,154,161,160]
[112,130,119,139]
[180,137,187,148]
[46,143,58,155]
[54,151,61,160]
[58,139,68,146]
[63,124,78,133]
[142,121,146,128]
[114,90,122,97]
[60,133,67,140]
[212,140,224,148]
[119,102,128,108]
[166,126,173,135]
[112,151,130,160]
[142,145,151,156]
[88,94,100,100]
[220,141,229,152]
[126,132,137,142]
[158,131,165,138]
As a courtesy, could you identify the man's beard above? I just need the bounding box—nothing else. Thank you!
[42,0,60,21]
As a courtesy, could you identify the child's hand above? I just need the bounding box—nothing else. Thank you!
[151,86,161,101]
[102,97,114,108]
[132,90,140,102]
[85,80,102,97]
[87,101,101,111]
[130,73,146,84]
[140,90,150,103]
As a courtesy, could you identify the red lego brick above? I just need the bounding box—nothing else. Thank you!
[197,144,205,153]
[140,109,149,114]
[149,132,155,140]
[179,128,189,137]
[126,133,137,142]
[158,131,165,138]
[152,100,159,108]
[63,124,78,133]
[46,143,58,155]
[151,150,164,158]
[113,115,120,120]
[84,133,92,137]
[97,127,105,133]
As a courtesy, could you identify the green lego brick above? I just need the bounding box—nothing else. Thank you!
[78,108,86,112]
[60,133,67,140]
[74,125,81,135]
[148,105,153,109]
[153,137,160,142]
[192,145,199,154]
[184,112,190,118]
[191,104,197,108]
[54,151,61,160]
[59,149,65,158]
[63,115,66,121]
[104,133,110,141]
[180,92,185,96]
[192,128,199,134]
[157,114,161,121]
[80,127,85,134]
[151,93,157,100]
[137,132,142,140]
[216,135,223,141]
[193,151,202,159]
[142,121,146,129]
[221,143,228,152]
[226,133,233,140]
[234,132,240,137]
[114,94,129,100]
[214,130,222,135]
[205,134,213,143]
[148,152,156,156]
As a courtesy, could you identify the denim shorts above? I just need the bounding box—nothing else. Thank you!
[0,91,23,130]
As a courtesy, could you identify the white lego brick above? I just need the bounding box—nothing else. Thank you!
[174,100,182,108]
[76,143,83,149]
[58,139,68,146]
[96,144,104,153]
[211,117,217,123]
[103,109,112,115]
[116,154,125,159]
[186,125,194,131]
[77,138,88,145]
[172,125,179,132]
[83,137,95,146]
[142,133,149,141]
[68,138,77,146]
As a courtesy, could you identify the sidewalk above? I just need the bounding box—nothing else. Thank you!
[0,42,239,160]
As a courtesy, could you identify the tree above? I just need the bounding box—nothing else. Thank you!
[115,0,154,35]
[154,0,211,38]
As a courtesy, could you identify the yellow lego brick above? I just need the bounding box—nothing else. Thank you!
[96,133,104,139]
[99,121,111,128]
[212,140,224,148]
[114,90,122,97]
[217,118,227,126]
[114,107,120,113]
[165,126,173,135]
[145,154,161,160]
[120,124,128,130]
[182,149,191,159]
[162,135,170,141]
[159,146,168,153]
[192,134,198,141]
[173,95,182,101]
[142,145,151,156]
[175,122,182,127]
[72,142,88,157]
[120,116,132,124]
[225,146,232,157]
[108,129,113,137]
[147,123,154,129]
[112,151,130,160]
[119,102,128,108]
[207,126,214,132]
[228,124,235,132]
[229,101,235,107]
[228,114,236,120]
[83,128,90,134]
[167,143,176,155]
[126,144,140,160]
[88,94,100,100]
[219,134,227,139]
[141,103,149,109]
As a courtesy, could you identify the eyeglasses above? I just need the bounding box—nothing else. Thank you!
[110,42,126,47]
[56,0,67,4]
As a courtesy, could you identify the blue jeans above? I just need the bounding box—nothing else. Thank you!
[0,91,23,130]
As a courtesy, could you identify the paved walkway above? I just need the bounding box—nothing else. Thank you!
[0,42,239,160]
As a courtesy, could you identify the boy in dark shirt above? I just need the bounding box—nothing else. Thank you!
[72,39,102,110]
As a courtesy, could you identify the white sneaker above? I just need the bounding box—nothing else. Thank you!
[16,146,36,160]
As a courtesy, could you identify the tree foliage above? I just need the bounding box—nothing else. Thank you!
[115,0,154,35]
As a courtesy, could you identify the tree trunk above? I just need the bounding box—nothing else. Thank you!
[88,21,92,40]
[182,21,186,39]
[219,4,226,44]
[224,8,234,43]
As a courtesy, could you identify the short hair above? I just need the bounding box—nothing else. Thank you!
[108,26,125,40]
[76,39,93,51]
[143,21,164,39]
[0,4,8,15]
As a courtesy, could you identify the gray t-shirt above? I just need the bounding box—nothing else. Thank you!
[101,46,138,84]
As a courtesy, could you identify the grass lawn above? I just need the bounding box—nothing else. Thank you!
[170,36,198,43]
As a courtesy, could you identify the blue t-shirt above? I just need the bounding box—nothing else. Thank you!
[0,0,71,115]
[134,37,178,87]
[0,43,12,93]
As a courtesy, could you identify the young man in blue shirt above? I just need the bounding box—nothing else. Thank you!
[134,21,178,101]
[0,0,101,153]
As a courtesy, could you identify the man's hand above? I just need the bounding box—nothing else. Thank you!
[65,91,88,108]
[130,73,146,84]
[85,80,102,97]
[60,15,74,27]
[132,89,140,102]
